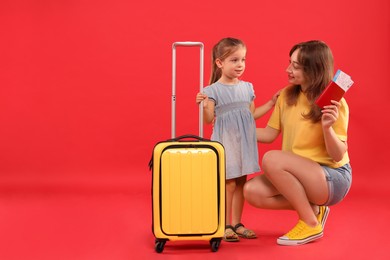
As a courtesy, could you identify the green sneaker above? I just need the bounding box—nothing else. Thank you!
[317,206,330,228]
[277,220,323,246]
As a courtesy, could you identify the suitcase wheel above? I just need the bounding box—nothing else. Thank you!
[155,239,166,253]
[210,238,221,252]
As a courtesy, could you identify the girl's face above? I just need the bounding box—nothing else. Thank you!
[286,49,308,89]
[217,46,246,82]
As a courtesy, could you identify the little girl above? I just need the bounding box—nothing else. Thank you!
[196,37,278,242]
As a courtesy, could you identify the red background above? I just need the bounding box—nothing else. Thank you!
[0,0,389,259]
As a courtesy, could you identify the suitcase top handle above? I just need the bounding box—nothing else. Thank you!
[167,134,209,142]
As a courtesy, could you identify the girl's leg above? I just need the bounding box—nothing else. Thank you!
[225,179,236,226]
[231,176,246,226]
[224,179,239,241]
[261,150,329,226]
[232,176,256,238]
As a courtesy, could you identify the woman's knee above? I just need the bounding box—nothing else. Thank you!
[262,150,282,174]
[243,179,254,199]
[243,177,264,205]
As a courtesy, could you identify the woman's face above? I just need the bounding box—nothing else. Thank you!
[286,49,308,89]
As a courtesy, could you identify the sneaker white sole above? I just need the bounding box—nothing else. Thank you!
[321,206,330,228]
[277,232,324,246]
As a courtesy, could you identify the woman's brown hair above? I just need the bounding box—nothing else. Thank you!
[285,40,334,122]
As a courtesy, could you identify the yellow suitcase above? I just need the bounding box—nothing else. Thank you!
[149,42,225,253]
[150,135,225,252]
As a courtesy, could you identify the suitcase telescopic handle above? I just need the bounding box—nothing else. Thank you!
[171,42,204,139]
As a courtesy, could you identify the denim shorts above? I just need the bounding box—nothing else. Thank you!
[321,163,352,206]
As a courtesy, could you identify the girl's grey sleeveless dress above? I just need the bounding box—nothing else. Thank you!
[203,81,260,180]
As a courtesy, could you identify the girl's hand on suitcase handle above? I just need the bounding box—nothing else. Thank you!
[196,92,209,107]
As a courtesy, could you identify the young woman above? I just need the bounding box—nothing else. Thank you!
[244,40,352,246]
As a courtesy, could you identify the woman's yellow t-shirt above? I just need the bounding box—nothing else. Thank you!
[267,88,349,168]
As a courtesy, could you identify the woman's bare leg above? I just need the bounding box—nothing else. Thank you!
[261,150,329,226]
[244,173,293,210]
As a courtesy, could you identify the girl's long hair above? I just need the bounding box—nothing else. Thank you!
[285,40,334,122]
[209,38,246,84]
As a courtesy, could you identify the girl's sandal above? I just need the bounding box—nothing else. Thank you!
[234,223,257,239]
[223,225,239,242]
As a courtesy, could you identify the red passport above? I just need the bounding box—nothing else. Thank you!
[315,70,354,108]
